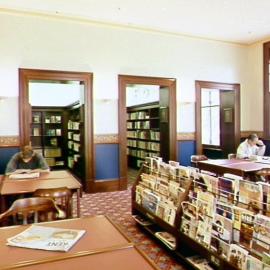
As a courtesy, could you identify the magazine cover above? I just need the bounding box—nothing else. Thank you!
[246,255,263,270]
[132,215,153,226]
[218,177,235,204]
[154,231,176,250]
[181,201,197,219]
[141,189,160,214]
[210,235,230,259]
[228,244,249,270]
[201,173,219,195]
[163,205,177,226]
[239,210,255,248]
[195,215,212,248]
[258,182,270,215]
[7,225,86,252]
[251,214,270,255]
[232,206,253,243]
[197,191,216,218]
[212,214,232,244]
[238,180,263,211]
[216,202,233,220]
[180,216,198,239]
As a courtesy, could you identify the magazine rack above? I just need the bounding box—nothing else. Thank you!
[132,159,270,270]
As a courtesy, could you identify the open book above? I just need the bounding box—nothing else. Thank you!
[7,225,86,252]
[9,172,40,179]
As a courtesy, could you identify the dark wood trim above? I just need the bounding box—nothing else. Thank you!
[88,178,125,193]
[118,75,177,184]
[264,42,270,138]
[195,80,240,155]
[19,68,94,192]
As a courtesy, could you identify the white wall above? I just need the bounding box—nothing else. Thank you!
[0,12,249,136]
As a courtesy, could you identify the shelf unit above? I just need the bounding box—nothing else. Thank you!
[132,160,269,270]
[31,107,66,169]
[127,102,169,169]
[66,104,85,180]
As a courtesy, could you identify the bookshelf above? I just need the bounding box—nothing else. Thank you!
[31,107,65,169]
[127,102,169,169]
[132,158,270,270]
[66,104,85,180]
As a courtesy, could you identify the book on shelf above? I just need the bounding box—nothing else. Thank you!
[247,255,263,270]
[7,225,85,252]
[154,231,176,250]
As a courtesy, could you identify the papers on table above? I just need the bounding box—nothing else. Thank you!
[7,225,86,252]
[9,172,40,179]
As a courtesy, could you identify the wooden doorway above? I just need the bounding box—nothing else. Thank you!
[195,81,240,158]
[118,75,177,187]
[19,68,94,192]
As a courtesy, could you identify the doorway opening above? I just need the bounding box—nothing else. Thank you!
[118,75,177,187]
[19,69,94,192]
[195,81,240,159]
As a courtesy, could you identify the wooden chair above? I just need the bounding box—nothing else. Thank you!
[254,168,270,182]
[228,153,237,160]
[190,155,208,167]
[34,187,73,218]
[0,197,65,225]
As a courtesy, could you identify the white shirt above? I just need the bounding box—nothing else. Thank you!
[236,139,265,159]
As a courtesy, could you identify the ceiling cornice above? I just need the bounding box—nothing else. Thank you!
[0,7,247,47]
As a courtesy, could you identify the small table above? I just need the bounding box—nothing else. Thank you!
[0,171,82,217]
[197,159,270,177]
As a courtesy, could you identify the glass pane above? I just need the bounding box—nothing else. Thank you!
[201,89,210,106]
[201,107,210,144]
[210,107,220,145]
[210,90,220,106]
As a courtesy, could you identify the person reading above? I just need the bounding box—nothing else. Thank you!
[236,134,266,159]
[5,145,50,175]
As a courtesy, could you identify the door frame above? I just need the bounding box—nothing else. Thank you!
[195,80,240,155]
[19,68,94,192]
[118,75,177,188]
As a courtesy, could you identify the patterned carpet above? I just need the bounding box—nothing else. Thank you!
[76,186,186,270]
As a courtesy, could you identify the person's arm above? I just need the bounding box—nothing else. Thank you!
[236,142,249,159]
[255,140,266,156]
[34,153,50,172]
[5,154,19,175]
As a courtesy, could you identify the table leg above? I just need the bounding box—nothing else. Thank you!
[76,189,80,217]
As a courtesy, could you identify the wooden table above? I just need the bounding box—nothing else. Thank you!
[197,159,270,176]
[0,171,82,217]
[0,215,158,270]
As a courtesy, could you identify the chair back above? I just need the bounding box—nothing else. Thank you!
[34,187,73,218]
[190,155,208,167]
[0,197,65,225]
[228,153,236,160]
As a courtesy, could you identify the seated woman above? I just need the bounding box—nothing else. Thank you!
[236,133,266,159]
[5,145,50,175]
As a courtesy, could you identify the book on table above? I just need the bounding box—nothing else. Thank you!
[7,225,86,252]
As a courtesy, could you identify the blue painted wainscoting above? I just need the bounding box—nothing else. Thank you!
[0,147,19,174]
[177,140,196,166]
[95,144,119,180]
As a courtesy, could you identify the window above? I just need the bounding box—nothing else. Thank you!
[201,88,220,146]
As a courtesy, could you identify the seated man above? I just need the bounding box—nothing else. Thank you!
[236,133,266,159]
[5,145,50,175]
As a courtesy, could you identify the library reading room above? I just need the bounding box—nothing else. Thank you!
[1,1,270,269]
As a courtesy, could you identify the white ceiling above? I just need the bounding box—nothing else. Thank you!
[1,0,270,44]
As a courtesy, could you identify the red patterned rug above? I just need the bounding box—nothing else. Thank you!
[75,187,186,270]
